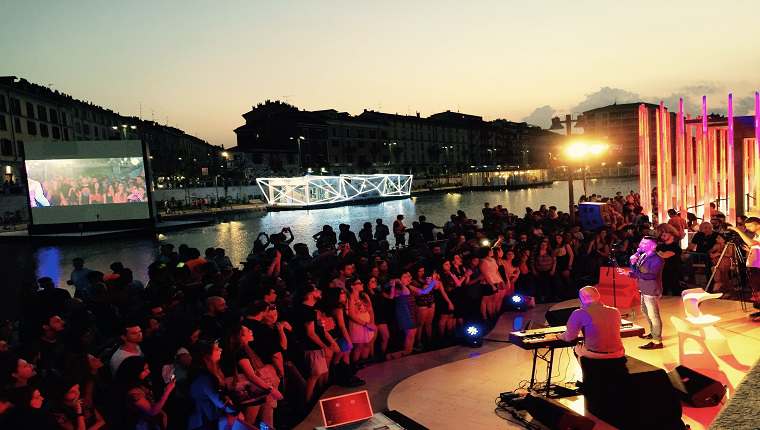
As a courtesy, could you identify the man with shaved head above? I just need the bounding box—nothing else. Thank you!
[557,286,625,360]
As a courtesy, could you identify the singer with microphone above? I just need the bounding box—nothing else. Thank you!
[629,236,665,349]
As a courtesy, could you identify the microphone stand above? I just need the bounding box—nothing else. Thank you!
[605,252,620,309]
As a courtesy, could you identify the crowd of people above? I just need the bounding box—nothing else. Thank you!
[30,175,148,207]
[1,189,757,429]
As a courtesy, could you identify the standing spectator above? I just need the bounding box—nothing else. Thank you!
[365,276,392,360]
[187,340,246,430]
[667,209,687,238]
[553,233,574,296]
[68,258,93,300]
[393,215,406,248]
[109,322,144,376]
[374,218,390,243]
[346,279,376,364]
[292,285,336,404]
[114,356,174,430]
[656,223,683,296]
[199,297,228,341]
[532,239,557,303]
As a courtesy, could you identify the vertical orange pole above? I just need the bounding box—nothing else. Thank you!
[685,116,694,210]
[638,104,652,218]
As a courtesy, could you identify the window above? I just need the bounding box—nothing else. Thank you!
[10,98,21,115]
[26,102,35,119]
[0,114,6,131]
[26,120,37,135]
[93,127,99,138]
[75,122,81,133]
[40,123,49,137]
[37,105,48,122]
[52,126,60,139]
[60,111,67,125]
[50,109,58,124]
[0,139,12,156]
[0,95,6,112]
[14,117,21,133]
[82,123,89,135]
[16,140,24,158]
[63,128,69,140]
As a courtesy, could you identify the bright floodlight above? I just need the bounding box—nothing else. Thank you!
[466,326,479,336]
[511,295,523,304]
[564,140,609,160]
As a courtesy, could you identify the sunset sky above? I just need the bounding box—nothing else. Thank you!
[3,0,759,147]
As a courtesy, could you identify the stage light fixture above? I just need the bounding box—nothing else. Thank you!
[507,294,528,311]
[463,323,483,348]
[480,239,491,247]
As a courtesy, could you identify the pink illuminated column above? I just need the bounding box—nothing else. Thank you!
[638,104,652,218]
[676,98,687,215]
[685,116,694,210]
[701,96,710,222]
[655,103,665,223]
[727,94,736,224]
[755,92,760,213]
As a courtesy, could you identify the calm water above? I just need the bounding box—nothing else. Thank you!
[0,177,636,318]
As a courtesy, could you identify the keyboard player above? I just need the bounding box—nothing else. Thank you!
[553,286,625,361]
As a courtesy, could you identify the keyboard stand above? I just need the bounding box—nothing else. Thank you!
[528,346,579,399]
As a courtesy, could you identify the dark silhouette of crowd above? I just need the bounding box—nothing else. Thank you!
[1,189,751,429]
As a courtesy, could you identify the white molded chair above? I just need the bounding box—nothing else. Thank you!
[681,287,723,325]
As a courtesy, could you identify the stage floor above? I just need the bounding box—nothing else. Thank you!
[385,297,760,430]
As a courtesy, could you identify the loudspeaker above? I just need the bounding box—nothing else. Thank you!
[581,356,684,430]
[668,365,726,407]
[545,304,579,326]
[521,394,595,430]
[579,202,605,231]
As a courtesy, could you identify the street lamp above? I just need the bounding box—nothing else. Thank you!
[111,124,137,140]
[562,139,609,220]
[441,145,453,174]
[289,136,305,172]
[384,142,397,167]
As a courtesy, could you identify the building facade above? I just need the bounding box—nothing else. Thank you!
[0,76,222,189]
[232,101,560,177]
[580,102,677,166]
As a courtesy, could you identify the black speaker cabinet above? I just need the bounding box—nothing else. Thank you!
[522,394,595,430]
[579,202,605,231]
[668,365,726,407]
[545,304,580,327]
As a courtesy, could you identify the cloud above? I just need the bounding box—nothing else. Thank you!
[570,87,640,114]
[733,95,756,116]
[522,105,556,128]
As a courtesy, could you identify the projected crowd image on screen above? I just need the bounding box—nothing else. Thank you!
[26,158,147,208]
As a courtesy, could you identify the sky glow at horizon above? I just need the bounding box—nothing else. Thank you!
[2,0,759,147]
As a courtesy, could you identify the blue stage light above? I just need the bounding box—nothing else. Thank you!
[511,295,523,304]
[466,325,479,336]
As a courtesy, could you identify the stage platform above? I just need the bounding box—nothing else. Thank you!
[0,219,212,242]
[296,297,759,429]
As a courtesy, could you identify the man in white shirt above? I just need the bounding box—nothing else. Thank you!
[728,217,760,321]
[558,286,625,360]
[109,322,144,375]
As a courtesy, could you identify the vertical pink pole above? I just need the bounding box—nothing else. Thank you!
[686,115,694,209]
[755,92,760,213]
[727,94,736,224]
[656,103,664,223]
[676,98,686,215]
[702,96,710,222]
[665,107,673,213]
[638,104,652,218]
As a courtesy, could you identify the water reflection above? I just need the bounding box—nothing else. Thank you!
[0,177,637,319]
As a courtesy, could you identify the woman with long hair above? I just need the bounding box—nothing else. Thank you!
[320,288,364,387]
[553,233,574,297]
[411,265,436,350]
[220,325,282,429]
[386,271,436,360]
[187,340,248,430]
[49,379,106,430]
[532,239,557,303]
[365,276,392,359]
[499,248,520,298]
[346,279,376,364]
[479,247,505,320]
[436,261,461,338]
[113,356,173,430]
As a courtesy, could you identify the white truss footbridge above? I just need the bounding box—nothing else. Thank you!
[256,174,413,207]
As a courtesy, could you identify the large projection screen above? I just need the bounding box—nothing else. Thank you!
[24,140,152,229]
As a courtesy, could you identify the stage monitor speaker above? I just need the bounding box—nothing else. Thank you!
[579,202,605,231]
[581,356,684,430]
[545,304,579,327]
[668,365,726,407]
[521,394,595,430]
